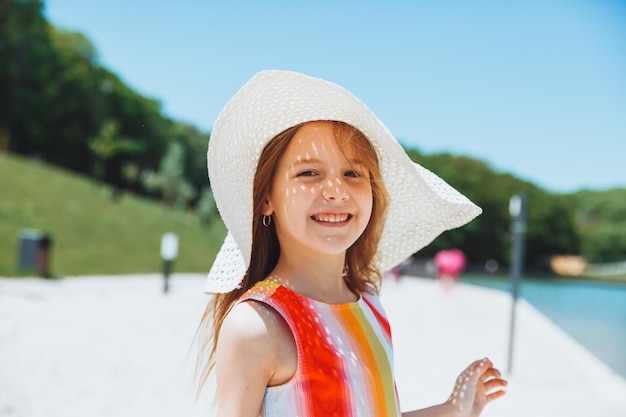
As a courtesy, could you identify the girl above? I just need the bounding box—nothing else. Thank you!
[197,70,507,416]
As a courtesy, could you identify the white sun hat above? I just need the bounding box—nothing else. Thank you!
[204,70,481,293]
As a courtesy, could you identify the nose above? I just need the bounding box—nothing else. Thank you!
[322,179,349,202]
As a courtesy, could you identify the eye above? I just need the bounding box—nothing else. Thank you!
[297,170,317,177]
[345,169,365,178]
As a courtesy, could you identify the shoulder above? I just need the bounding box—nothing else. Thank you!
[360,283,382,306]
[214,300,291,415]
[360,288,391,323]
[221,282,294,354]
[225,282,291,345]
[218,300,281,358]
[217,298,296,383]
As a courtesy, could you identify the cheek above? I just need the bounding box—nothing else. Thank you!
[360,185,374,205]
[276,184,316,212]
[356,188,374,217]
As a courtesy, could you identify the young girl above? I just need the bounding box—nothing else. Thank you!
[197,70,507,416]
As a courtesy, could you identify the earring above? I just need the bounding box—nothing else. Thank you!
[262,215,271,227]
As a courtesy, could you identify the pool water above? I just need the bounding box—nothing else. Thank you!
[460,275,626,379]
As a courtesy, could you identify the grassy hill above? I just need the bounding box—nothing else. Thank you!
[0,152,226,277]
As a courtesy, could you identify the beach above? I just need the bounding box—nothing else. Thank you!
[1,274,625,417]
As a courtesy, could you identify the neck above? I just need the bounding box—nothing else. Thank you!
[268,251,357,304]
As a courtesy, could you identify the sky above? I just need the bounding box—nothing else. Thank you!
[43,0,626,193]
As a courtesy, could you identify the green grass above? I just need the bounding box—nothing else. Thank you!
[0,152,226,277]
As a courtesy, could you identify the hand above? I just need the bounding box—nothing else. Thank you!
[446,358,507,417]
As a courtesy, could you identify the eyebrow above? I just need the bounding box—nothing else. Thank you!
[289,158,320,169]
[289,158,365,169]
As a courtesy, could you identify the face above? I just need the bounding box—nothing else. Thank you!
[263,121,374,261]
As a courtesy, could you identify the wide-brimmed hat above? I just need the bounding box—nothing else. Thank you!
[205,70,481,293]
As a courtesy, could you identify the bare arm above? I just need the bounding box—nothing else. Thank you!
[402,404,458,417]
[402,358,507,417]
[214,301,284,417]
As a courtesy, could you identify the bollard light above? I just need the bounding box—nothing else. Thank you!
[509,194,522,218]
[160,233,179,261]
[160,233,179,293]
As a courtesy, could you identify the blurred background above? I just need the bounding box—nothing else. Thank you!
[1,0,625,415]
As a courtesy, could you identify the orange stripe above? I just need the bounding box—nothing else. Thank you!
[353,304,397,416]
[335,304,390,415]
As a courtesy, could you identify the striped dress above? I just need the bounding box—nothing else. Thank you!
[240,280,401,417]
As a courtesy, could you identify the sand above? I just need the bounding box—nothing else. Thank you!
[0,274,624,417]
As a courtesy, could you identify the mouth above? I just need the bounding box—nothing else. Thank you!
[311,213,352,223]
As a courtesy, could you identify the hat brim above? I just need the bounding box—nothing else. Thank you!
[204,70,480,293]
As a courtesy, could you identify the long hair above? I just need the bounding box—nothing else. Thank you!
[194,121,389,394]
[334,122,390,294]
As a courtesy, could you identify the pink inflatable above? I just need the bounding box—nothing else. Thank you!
[434,249,466,278]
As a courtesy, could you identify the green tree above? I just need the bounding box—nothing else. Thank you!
[88,118,144,184]
[0,0,58,154]
[143,142,196,209]
[197,187,218,226]
[41,26,101,171]
[170,122,211,194]
[571,188,626,262]
[100,72,172,185]
[523,188,581,270]
[404,146,581,271]
[0,1,174,190]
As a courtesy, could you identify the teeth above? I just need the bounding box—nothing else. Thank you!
[314,213,349,223]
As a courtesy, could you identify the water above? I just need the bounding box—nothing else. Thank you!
[461,275,626,379]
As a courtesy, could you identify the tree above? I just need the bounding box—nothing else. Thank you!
[170,121,211,195]
[0,0,57,154]
[197,187,218,226]
[572,189,626,263]
[0,2,174,190]
[143,142,196,209]
[523,188,581,270]
[88,118,144,184]
[403,146,581,271]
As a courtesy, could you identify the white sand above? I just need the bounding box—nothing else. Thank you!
[0,274,624,417]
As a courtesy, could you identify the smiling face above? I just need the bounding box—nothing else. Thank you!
[263,121,374,262]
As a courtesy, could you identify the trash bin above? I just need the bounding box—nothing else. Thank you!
[17,229,52,278]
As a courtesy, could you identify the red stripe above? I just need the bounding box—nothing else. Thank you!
[362,295,392,341]
[273,286,352,416]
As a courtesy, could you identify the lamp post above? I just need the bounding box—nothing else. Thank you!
[160,233,179,294]
[507,193,527,374]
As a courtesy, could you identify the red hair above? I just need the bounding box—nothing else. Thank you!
[195,121,389,394]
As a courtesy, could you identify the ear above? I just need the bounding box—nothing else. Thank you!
[262,197,273,216]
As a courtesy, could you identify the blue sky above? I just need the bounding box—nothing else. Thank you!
[44,0,626,193]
